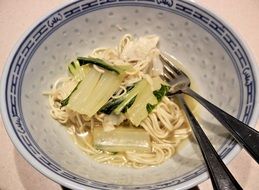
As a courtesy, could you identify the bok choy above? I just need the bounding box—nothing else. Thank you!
[61,57,131,117]
[61,56,169,126]
[68,61,90,81]
[77,57,120,74]
[77,57,136,75]
[125,77,170,126]
[100,77,170,126]
[67,68,124,117]
[93,127,151,152]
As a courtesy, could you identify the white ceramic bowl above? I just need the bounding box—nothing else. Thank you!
[1,0,259,189]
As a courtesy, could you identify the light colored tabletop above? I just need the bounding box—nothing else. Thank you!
[0,1,258,190]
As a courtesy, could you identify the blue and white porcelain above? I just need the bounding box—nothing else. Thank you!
[1,0,259,189]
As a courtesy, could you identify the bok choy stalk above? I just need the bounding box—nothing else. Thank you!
[99,98,124,114]
[125,80,158,126]
[93,127,151,152]
[126,77,170,126]
[99,81,144,115]
[60,81,81,107]
[113,80,147,115]
[67,68,125,117]
[68,61,90,81]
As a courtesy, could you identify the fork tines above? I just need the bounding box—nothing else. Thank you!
[159,53,183,76]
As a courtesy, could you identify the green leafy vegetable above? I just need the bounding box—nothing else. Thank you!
[126,79,158,126]
[121,95,137,113]
[110,152,118,155]
[68,61,76,74]
[60,81,81,107]
[146,103,156,113]
[67,67,125,117]
[153,84,170,102]
[64,60,170,126]
[99,98,124,114]
[66,56,134,116]
[125,85,135,92]
[144,84,170,113]
[113,80,147,115]
[68,61,90,81]
[77,57,136,75]
[99,88,137,114]
[77,57,120,74]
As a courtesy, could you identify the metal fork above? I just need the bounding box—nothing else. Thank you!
[159,53,259,189]
[159,53,259,163]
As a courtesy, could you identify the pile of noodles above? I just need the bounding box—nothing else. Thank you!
[47,34,191,168]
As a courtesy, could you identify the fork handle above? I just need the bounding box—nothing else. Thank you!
[177,95,242,190]
[183,88,259,164]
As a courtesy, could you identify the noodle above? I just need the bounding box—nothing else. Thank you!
[47,34,191,168]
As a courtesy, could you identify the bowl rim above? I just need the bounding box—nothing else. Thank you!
[1,0,258,189]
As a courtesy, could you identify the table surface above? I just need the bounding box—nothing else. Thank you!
[0,0,258,190]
